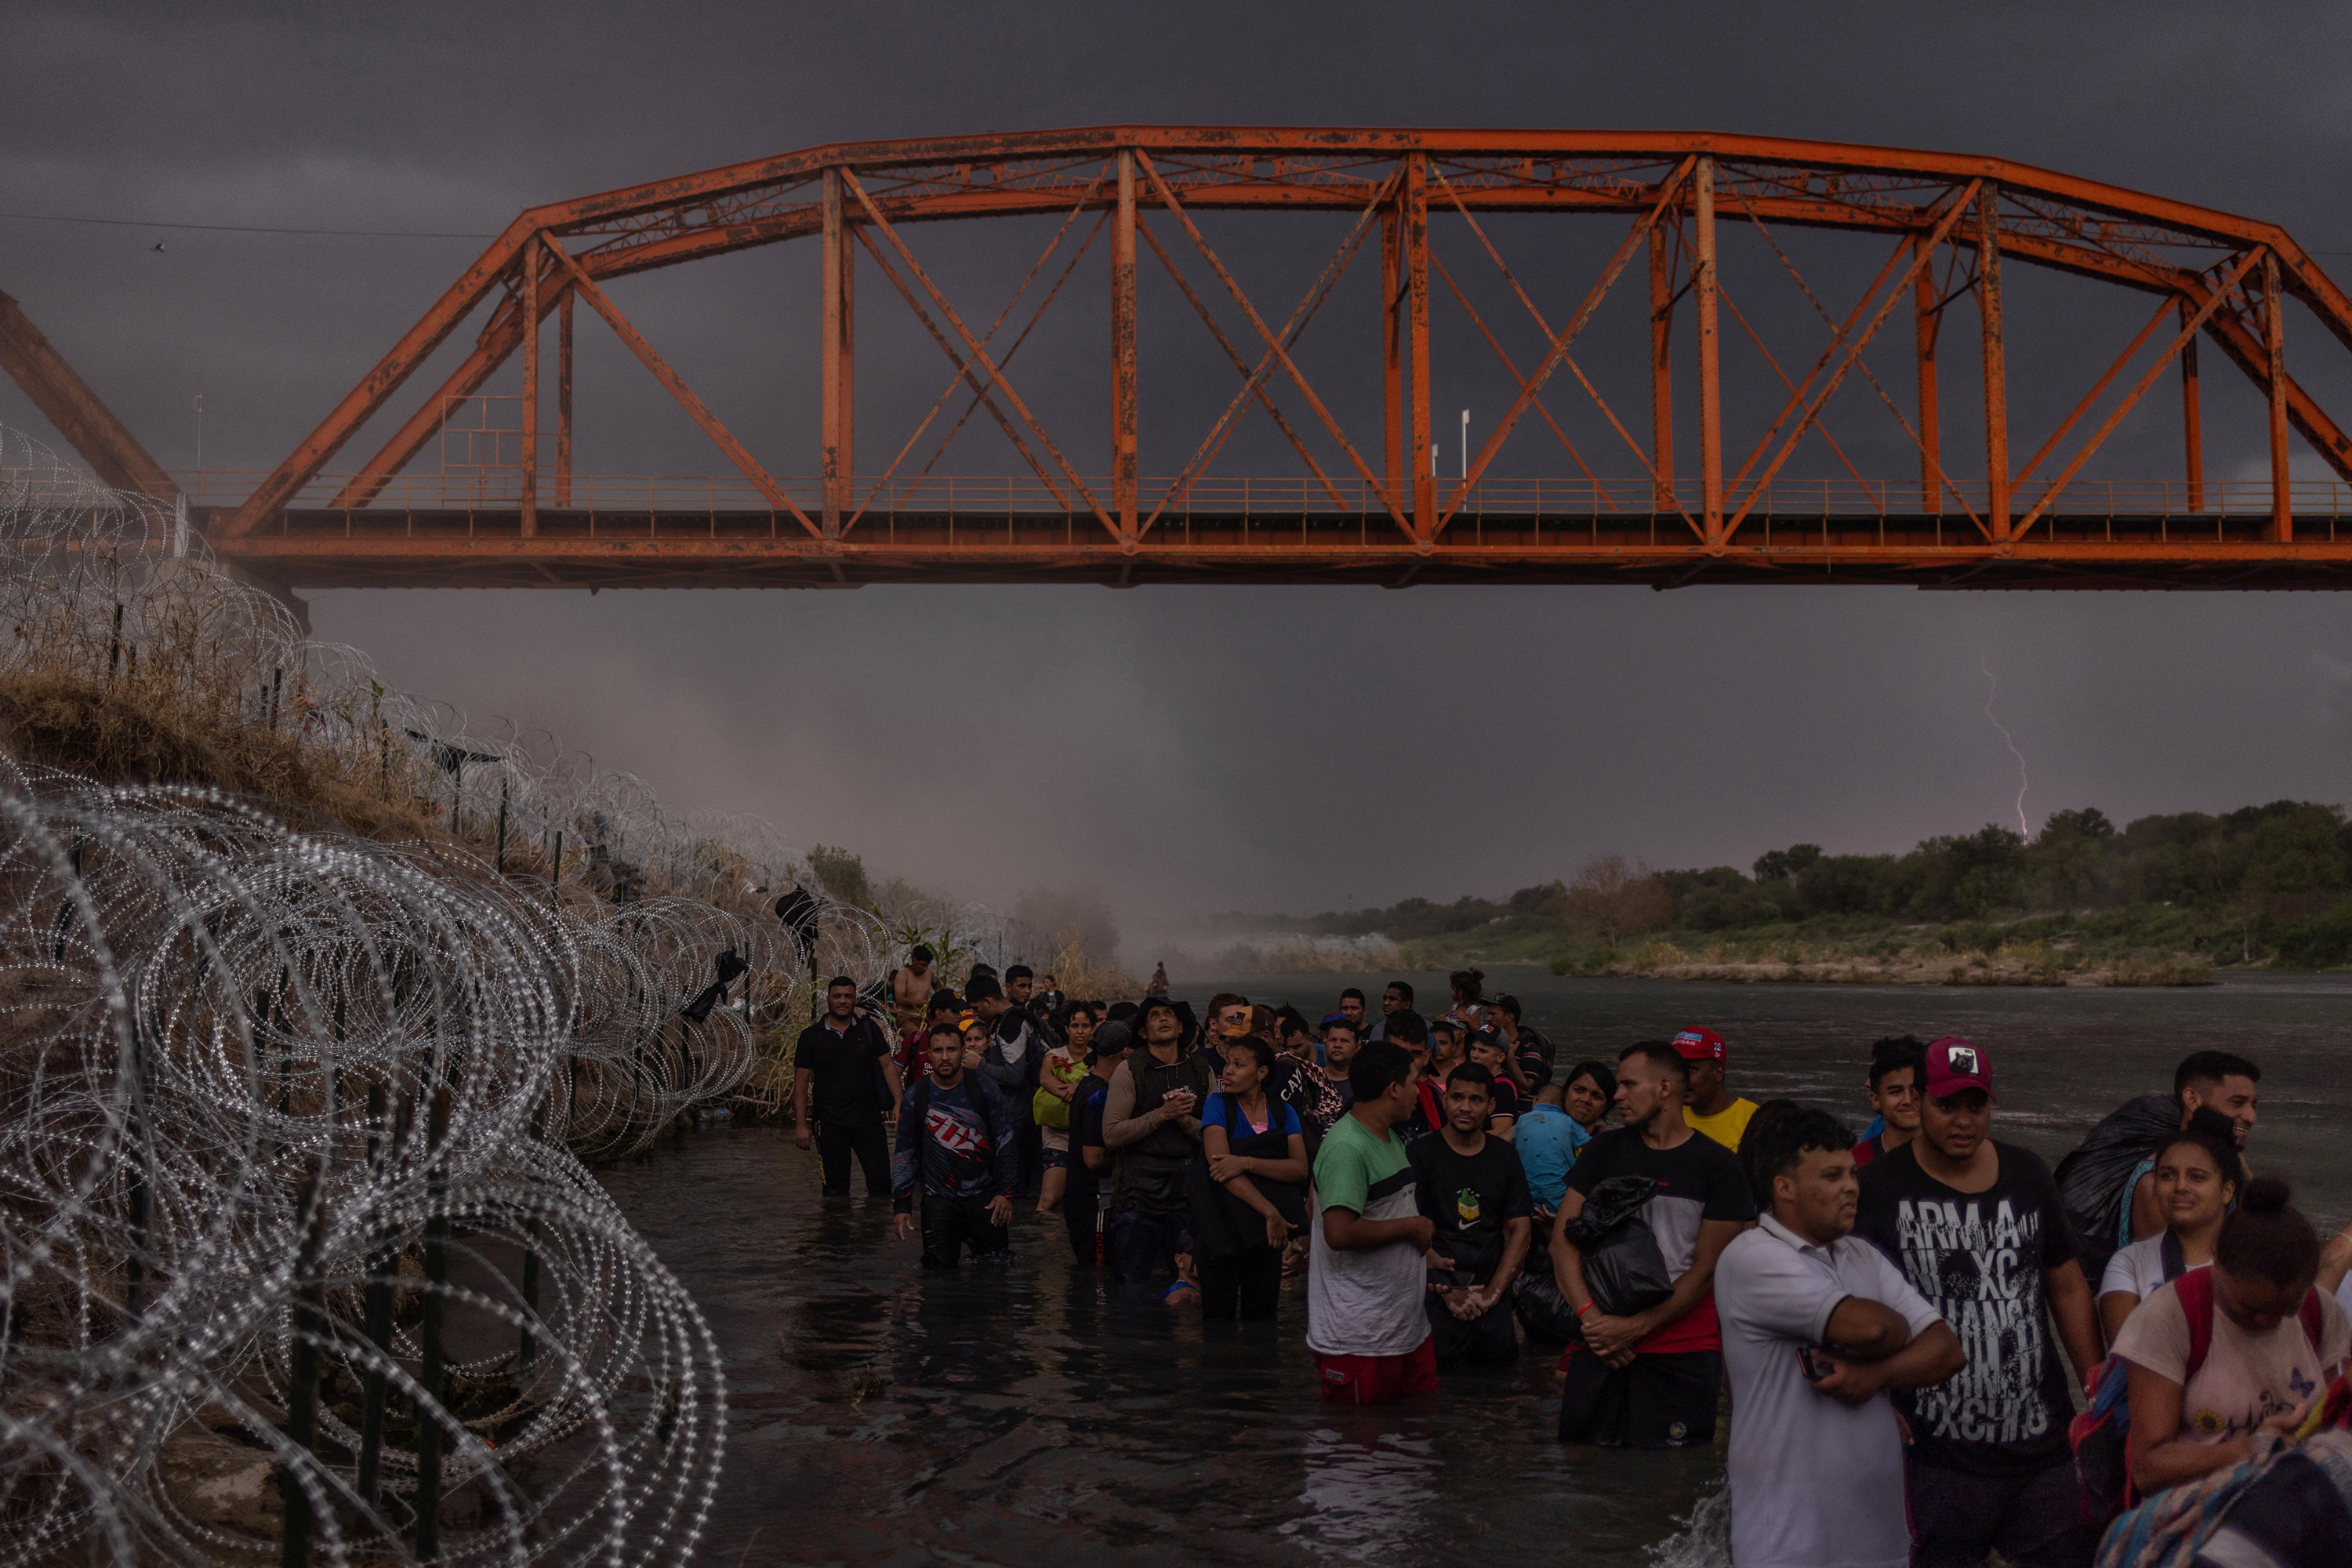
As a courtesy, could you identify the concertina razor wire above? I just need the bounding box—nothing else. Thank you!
[0,426,1011,1563]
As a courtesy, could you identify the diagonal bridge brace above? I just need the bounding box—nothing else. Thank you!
[1719,180,1983,543]
[2012,245,2266,533]
[1135,151,1410,543]
[843,169,1120,543]
[1437,158,1699,541]
[539,235,821,538]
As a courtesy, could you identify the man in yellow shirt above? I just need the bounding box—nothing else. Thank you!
[1675,1028,1759,1151]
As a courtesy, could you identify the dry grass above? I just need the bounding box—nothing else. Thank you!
[1582,935,2214,987]
[0,670,447,843]
[1043,928,1139,1004]
[2096,953,2217,987]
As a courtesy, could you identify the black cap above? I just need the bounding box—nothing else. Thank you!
[1472,1025,1508,1049]
[928,988,962,1015]
[1090,1021,1134,1061]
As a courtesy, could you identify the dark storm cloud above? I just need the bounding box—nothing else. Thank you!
[6,2,2352,936]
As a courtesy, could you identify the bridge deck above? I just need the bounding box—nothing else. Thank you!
[205,503,2352,590]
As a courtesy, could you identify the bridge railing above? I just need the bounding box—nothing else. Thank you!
[7,469,2350,527]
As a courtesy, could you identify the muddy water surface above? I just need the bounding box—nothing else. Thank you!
[599,971,2352,1565]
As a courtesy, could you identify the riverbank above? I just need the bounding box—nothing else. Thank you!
[1374,906,2264,985]
[1560,935,2215,987]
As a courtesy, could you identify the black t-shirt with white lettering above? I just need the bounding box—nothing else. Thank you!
[1853,1141,2083,1475]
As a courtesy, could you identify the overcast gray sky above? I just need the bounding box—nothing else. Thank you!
[6,2,2351,933]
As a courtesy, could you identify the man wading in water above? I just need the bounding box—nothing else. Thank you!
[1554,1041,1755,1447]
[1853,1038,2103,1568]
[892,1021,1018,1267]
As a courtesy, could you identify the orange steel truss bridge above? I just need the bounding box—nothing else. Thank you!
[13,126,2352,590]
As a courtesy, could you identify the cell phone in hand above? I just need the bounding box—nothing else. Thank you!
[1798,1345,1832,1381]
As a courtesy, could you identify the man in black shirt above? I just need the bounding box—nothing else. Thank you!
[1408,1062,1533,1367]
[1065,1020,1131,1266]
[793,975,902,1196]
[1853,1037,2103,1568]
[1554,1040,1755,1448]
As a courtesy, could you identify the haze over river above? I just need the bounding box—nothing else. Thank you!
[599,972,2351,1566]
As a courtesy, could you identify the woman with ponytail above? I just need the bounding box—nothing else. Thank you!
[2115,1176,2351,1492]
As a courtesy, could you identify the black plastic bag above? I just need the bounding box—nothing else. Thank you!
[1515,1259,1582,1343]
[1561,1174,1674,1317]
[2053,1093,2178,1286]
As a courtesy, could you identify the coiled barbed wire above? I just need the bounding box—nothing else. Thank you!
[0,778,724,1563]
[0,430,1014,1563]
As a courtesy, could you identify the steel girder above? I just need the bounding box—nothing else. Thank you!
[169,126,2352,588]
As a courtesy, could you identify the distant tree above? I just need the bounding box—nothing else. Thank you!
[2031,809,2116,909]
[2041,807,2116,843]
[806,844,873,909]
[1565,854,1674,948]
[2245,804,2348,896]
[1752,844,1824,884]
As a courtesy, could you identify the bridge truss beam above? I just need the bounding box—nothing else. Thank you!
[31,125,2352,588]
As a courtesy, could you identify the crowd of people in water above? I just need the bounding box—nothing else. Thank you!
[789,956,2352,1568]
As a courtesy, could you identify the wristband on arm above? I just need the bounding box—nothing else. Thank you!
[1575,1299,1599,1320]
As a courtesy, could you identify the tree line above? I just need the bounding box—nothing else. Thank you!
[1238,800,2352,969]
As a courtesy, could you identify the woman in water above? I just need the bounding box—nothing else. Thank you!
[1195,1036,1308,1321]
[1032,1001,1098,1215]
[2114,1176,2350,1492]
[2097,1109,2239,1341]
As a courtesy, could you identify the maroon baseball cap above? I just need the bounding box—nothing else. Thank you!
[1924,1036,1994,1100]
[1671,1027,1726,1065]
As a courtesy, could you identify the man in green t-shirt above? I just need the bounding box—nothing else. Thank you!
[1307,1040,1439,1403]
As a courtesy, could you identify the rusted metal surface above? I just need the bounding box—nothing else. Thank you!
[2178,299,2201,514]
[13,124,2350,589]
[196,493,2352,591]
[0,289,180,503]
[1978,185,2009,543]
[2266,251,2292,542]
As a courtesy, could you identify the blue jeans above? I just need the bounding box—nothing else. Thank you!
[1108,1208,1188,1283]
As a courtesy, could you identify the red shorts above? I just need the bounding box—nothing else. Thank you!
[1316,1338,1439,1405]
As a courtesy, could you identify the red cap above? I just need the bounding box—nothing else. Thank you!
[1924,1036,1994,1100]
[1671,1027,1726,1065]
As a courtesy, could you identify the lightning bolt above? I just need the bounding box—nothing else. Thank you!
[1981,655,2031,839]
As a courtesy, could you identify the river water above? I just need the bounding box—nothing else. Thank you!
[598,971,2352,1566]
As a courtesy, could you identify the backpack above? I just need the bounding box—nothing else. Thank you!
[2053,1094,2181,1290]
[2071,1266,2327,1522]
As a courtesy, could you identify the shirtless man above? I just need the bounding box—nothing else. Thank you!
[890,945,937,1033]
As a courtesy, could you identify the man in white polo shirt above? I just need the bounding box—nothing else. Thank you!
[1716,1107,1966,1568]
